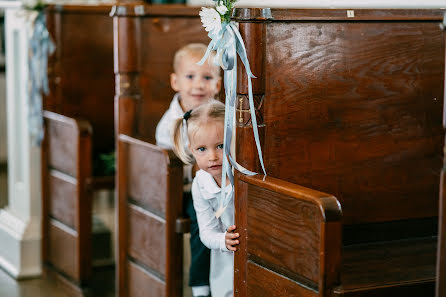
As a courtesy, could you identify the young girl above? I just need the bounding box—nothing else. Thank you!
[172,99,240,297]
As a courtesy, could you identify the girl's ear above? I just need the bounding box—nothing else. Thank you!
[170,73,179,92]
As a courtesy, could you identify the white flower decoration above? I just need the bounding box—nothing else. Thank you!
[23,0,39,8]
[199,7,222,35]
[216,5,228,15]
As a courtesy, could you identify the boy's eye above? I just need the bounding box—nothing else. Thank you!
[204,75,212,80]
[186,74,194,79]
[217,144,223,149]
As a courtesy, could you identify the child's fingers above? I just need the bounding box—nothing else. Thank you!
[226,238,240,246]
[226,245,237,252]
[226,225,236,233]
[226,232,239,239]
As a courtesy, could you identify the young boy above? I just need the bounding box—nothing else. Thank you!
[155,43,221,297]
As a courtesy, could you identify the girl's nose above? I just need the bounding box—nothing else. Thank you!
[209,149,218,161]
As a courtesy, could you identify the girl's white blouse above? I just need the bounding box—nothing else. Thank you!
[192,169,234,297]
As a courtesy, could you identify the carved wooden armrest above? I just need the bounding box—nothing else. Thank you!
[239,174,342,222]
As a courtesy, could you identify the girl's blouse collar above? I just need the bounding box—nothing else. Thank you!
[195,169,232,200]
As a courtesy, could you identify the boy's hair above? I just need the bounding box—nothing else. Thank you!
[172,99,225,164]
[173,43,219,74]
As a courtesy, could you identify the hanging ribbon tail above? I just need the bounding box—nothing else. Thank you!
[28,10,56,146]
[229,23,267,176]
[228,154,256,176]
[229,23,256,79]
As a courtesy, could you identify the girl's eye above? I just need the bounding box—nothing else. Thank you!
[197,147,206,152]
[217,144,224,149]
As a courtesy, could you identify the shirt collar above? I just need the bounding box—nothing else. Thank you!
[170,93,184,116]
[196,170,232,200]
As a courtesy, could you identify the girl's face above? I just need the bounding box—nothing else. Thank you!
[189,120,224,186]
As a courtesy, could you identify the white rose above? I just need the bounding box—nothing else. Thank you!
[199,7,222,35]
[23,0,39,8]
[216,5,228,15]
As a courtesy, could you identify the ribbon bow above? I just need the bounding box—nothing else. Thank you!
[198,21,266,218]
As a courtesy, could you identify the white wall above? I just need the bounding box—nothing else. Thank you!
[188,0,446,8]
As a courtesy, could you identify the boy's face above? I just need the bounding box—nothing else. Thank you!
[189,121,224,186]
[171,53,221,111]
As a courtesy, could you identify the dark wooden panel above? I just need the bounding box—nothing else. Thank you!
[127,143,169,216]
[127,204,166,276]
[336,237,436,295]
[128,261,165,297]
[46,116,78,177]
[247,183,321,284]
[48,171,77,229]
[263,21,444,225]
[46,5,114,153]
[438,169,446,296]
[48,220,78,281]
[136,16,209,142]
[247,261,318,297]
[333,281,435,297]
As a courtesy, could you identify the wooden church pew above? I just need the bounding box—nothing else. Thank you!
[233,8,445,297]
[437,86,446,296]
[41,4,115,296]
[112,3,209,297]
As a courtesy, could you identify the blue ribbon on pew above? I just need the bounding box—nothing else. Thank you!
[198,21,266,218]
[28,10,55,146]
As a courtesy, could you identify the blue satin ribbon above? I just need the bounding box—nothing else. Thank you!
[28,10,55,146]
[198,21,266,218]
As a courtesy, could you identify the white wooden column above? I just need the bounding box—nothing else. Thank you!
[0,4,42,279]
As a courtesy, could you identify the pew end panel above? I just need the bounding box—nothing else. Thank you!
[42,111,93,285]
[235,174,342,297]
[235,174,437,297]
[117,134,185,297]
[42,111,116,296]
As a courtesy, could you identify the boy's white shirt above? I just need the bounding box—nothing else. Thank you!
[192,169,234,297]
[155,93,193,186]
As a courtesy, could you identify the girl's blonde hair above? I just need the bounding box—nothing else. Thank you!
[172,99,225,164]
